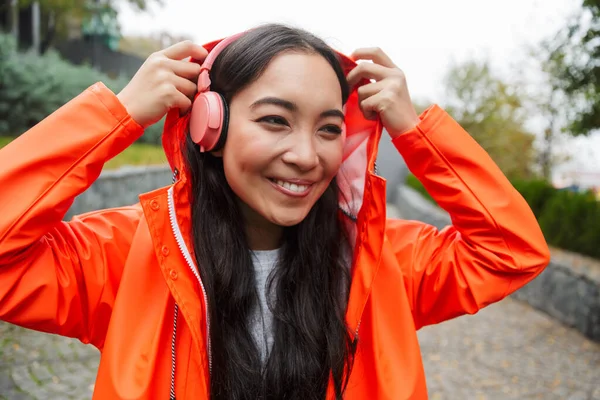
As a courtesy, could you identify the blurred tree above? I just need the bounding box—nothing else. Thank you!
[10,0,162,52]
[545,0,599,136]
[517,43,573,181]
[443,60,537,180]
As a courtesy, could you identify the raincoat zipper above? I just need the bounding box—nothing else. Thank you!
[166,171,212,399]
[167,185,212,372]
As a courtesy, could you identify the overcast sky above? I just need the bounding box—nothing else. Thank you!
[116,0,600,176]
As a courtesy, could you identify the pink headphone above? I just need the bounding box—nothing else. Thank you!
[189,32,245,152]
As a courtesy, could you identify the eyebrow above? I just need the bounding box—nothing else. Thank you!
[250,96,345,121]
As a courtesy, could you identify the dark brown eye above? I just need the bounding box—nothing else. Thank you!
[321,125,342,134]
[258,116,289,126]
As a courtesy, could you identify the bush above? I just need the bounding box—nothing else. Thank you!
[0,34,123,135]
[0,34,162,145]
[539,190,600,259]
[405,173,600,260]
[142,118,165,145]
[513,180,600,259]
[511,179,558,218]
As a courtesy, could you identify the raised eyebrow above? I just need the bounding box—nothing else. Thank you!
[250,97,297,112]
[320,109,345,121]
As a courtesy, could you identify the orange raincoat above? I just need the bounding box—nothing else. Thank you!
[0,42,550,399]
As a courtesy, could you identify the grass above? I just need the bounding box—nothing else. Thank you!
[0,137,12,148]
[104,142,167,170]
[0,136,167,170]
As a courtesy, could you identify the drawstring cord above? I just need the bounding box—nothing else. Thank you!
[169,168,179,400]
[169,304,179,400]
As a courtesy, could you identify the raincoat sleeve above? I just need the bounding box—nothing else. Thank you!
[0,82,145,347]
[386,105,551,329]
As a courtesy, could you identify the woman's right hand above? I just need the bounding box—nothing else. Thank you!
[117,41,208,128]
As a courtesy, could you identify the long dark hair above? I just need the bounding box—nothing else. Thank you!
[184,24,355,399]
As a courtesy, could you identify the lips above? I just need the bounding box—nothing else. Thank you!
[274,179,310,193]
[268,177,314,197]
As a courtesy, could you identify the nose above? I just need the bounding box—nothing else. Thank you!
[281,132,319,171]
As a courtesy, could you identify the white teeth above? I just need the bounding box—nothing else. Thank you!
[275,180,309,193]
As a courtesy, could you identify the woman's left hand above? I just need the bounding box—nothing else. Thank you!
[347,47,420,138]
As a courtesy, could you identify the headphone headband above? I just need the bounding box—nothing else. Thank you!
[197,32,246,92]
[190,31,247,151]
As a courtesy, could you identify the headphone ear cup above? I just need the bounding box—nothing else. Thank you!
[189,91,226,152]
[211,93,229,152]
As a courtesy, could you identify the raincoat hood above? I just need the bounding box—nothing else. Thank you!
[161,36,384,219]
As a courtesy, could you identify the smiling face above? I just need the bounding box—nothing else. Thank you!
[221,51,345,242]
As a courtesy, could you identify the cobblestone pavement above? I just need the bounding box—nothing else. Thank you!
[0,322,98,399]
[1,298,598,399]
[417,298,600,399]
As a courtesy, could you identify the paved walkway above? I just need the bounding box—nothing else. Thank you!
[0,322,98,400]
[418,298,599,399]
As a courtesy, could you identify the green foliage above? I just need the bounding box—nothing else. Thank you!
[143,119,165,146]
[0,33,124,133]
[442,60,537,180]
[538,189,600,259]
[544,0,600,135]
[408,173,600,259]
[511,179,558,219]
[0,33,163,145]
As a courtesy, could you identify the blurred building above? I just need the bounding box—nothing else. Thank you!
[0,0,145,78]
[0,0,42,51]
[554,170,600,199]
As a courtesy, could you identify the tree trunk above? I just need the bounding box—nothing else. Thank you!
[31,1,39,53]
[39,11,55,54]
[9,0,18,40]
[541,125,554,181]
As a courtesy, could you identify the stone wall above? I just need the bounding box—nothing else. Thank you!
[65,165,172,219]
[394,184,600,343]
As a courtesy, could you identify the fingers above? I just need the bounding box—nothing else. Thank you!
[359,91,387,121]
[152,46,202,115]
[347,62,394,88]
[172,75,198,99]
[357,81,385,102]
[173,91,193,114]
[350,47,396,68]
[167,59,202,81]
[161,40,208,62]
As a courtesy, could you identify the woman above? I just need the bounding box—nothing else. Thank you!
[0,24,549,399]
